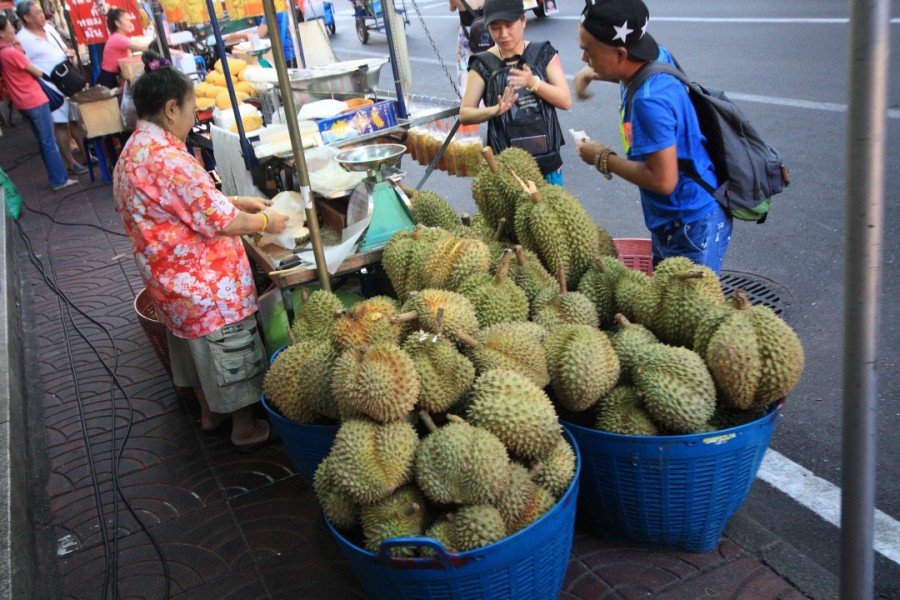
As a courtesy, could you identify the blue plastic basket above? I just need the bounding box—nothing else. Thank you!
[325,428,581,600]
[263,346,337,485]
[564,402,782,553]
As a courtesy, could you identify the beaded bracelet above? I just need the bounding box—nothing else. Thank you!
[593,147,617,180]
[258,211,269,233]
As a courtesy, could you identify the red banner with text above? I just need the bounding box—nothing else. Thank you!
[67,0,144,46]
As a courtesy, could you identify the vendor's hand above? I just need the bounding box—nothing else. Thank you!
[508,65,535,91]
[264,210,289,234]
[573,66,597,101]
[577,140,607,166]
[495,84,518,117]
[231,195,271,213]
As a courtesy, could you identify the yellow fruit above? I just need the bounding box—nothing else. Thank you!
[205,71,223,86]
[215,91,249,109]
[195,97,216,111]
[230,114,263,133]
[235,81,256,96]
[214,57,248,77]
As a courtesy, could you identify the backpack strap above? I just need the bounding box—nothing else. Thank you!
[457,0,481,18]
[623,60,718,197]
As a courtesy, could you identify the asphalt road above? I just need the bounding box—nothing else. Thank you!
[314,0,900,595]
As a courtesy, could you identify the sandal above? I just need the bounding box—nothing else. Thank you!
[233,422,280,454]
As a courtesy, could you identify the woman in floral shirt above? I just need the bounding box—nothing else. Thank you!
[113,57,289,451]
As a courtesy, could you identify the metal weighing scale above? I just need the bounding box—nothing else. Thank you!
[336,143,416,252]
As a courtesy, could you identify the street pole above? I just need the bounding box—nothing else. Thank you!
[841,0,889,598]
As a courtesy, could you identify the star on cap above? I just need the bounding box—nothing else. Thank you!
[640,17,649,38]
[612,21,634,43]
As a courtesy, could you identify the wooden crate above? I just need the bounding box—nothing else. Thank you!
[74,97,124,138]
[118,56,145,82]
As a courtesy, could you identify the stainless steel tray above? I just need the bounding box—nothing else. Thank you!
[290,58,389,94]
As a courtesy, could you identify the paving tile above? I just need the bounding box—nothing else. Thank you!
[206,441,298,499]
[257,547,368,600]
[654,554,807,600]
[170,565,269,600]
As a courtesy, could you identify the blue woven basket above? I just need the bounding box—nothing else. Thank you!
[263,346,337,485]
[325,428,581,600]
[564,402,782,553]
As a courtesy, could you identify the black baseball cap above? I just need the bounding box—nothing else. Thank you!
[484,0,525,26]
[580,0,659,62]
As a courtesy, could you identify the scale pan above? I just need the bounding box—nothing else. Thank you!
[336,143,407,172]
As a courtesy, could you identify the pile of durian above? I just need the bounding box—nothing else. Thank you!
[261,145,804,554]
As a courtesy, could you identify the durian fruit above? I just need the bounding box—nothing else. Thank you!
[290,289,344,341]
[360,485,429,556]
[510,245,559,310]
[529,435,576,498]
[532,265,599,329]
[633,344,717,434]
[596,225,618,258]
[513,180,599,288]
[395,289,480,343]
[332,343,421,423]
[294,339,340,421]
[545,324,620,412]
[455,321,550,388]
[614,268,652,324]
[415,413,511,505]
[421,235,491,291]
[382,225,453,300]
[493,462,555,536]
[594,385,659,436]
[331,296,403,352]
[456,249,530,328]
[577,256,631,329]
[328,418,419,505]
[609,313,659,383]
[444,504,507,551]
[693,289,805,410]
[640,256,725,348]
[409,189,463,232]
[708,402,768,431]
[402,316,476,414]
[262,342,320,423]
[472,146,542,237]
[313,455,359,530]
[467,369,561,459]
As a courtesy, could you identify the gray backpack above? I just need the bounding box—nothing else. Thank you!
[626,61,790,223]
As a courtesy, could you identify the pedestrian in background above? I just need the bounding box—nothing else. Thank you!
[0,15,76,191]
[573,0,732,274]
[448,0,486,97]
[96,7,149,89]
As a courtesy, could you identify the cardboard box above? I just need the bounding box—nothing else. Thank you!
[316,100,397,144]
[119,56,144,83]
[74,97,124,138]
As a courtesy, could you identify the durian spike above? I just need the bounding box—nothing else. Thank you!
[496,248,513,287]
[434,307,445,339]
[419,409,439,433]
[493,217,506,242]
[392,311,419,324]
[514,244,528,266]
[676,269,707,281]
[482,147,499,173]
[731,289,751,309]
[594,256,608,271]
[557,264,568,295]
[454,330,480,348]
[460,212,472,226]
[613,313,631,329]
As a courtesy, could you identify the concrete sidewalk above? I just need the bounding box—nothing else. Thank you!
[1,121,815,599]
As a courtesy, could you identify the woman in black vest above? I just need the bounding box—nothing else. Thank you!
[459,0,571,184]
[449,0,486,96]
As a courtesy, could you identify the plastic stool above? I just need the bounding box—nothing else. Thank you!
[84,137,112,184]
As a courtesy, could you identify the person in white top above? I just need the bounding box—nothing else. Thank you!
[16,0,89,176]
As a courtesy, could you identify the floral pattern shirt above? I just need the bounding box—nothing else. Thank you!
[113,120,258,339]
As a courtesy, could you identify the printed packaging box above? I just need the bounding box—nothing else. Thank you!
[317,100,397,144]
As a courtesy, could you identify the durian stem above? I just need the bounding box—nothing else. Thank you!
[400,183,417,198]
[446,414,466,425]
[333,309,347,318]
[557,264,568,295]
[676,270,706,281]
[482,147,499,173]
[435,307,445,338]
[496,248,513,286]
[454,330,480,348]
[300,287,309,302]
[413,224,422,240]
[613,313,631,329]
[287,328,298,346]
[460,212,472,226]
[514,244,527,266]
[392,311,419,324]
[527,180,541,203]
[419,409,439,433]
[732,289,751,310]
[493,217,506,242]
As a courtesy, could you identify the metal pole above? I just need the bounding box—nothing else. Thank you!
[262,0,331,291]
[841,0,889,598]
[282,0,303,68]
[150,0,172,61]
[380,0,407,119]
[60,3,85,72]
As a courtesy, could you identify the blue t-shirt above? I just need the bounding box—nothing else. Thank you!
[262,12,295,61]
[620,46,718,231]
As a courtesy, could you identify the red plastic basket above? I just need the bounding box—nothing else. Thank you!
[133,288,172,375]
[613,238,653,276]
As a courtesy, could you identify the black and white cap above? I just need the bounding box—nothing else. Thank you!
[580,0,659,61]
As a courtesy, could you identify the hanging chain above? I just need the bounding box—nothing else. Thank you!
[406,0,461,99]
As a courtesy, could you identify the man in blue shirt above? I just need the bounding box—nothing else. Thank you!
[573,0,732,274]
[258,7,299,68]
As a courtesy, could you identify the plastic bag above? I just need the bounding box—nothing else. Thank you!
[1,167,22,220]
[259,191,309,250]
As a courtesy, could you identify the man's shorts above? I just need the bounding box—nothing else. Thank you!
[166,315,267,414]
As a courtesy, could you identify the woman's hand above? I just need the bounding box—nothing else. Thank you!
[230,195,271,213]
[264,210,289,234]
[508,65,536,91]
[495,84,518,117]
